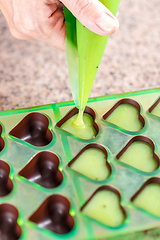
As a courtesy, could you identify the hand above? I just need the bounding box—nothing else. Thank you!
[0,0,119,51]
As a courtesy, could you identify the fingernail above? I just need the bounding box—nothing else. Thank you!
[96,12,119,33]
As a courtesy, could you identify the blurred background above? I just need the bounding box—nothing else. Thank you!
[0,0,160,111]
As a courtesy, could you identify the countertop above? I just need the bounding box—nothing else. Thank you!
[0,0,160,111]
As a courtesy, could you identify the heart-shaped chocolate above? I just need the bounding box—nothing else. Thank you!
[9,112,53,147]
[102,98,145,132]
[0,160,13,197]
[0,124,5,152]
[29,195,75,234]
[148,97,160,118]
[131,178,160,218]
[0,203,22,240]
[81,186,126,227]
[116,136,159,173]
[18,151,63,189]
[56,106,99,140]
[68,143,111,181]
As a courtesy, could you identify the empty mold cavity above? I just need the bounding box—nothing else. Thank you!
[0,124,5,152]
[0,203,22,240]
[131,178,160,218]
[81,186,126,227]
[29,194,75,234]
[116,136,159,173]
[56,106,99,140]
[18,151,63,189]
[9,112,53,147]
[102,98,145,132]
[68,143,111,181]
[148,97,160,118]
[0,160,13,197]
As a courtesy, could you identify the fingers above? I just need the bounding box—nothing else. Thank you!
[0,0,66,51]
[35,2,66,50]
[0,0,34,39]
[41,6,66,51]
[62,0,119,36]
[0,0,119,51]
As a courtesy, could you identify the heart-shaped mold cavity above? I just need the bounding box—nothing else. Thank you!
[116,136,159,173]
[131,178,160,218]
[102,98,145,132]
[0,124,5,152]
[148,97,160,118]
[56,106,99,140]
[9,112,53,147]
[81,186,126,227]
[29,194,75,234]
[18,151,63,189]
[0,203,22,240]
[0,160,13,197]
[68,144,111,181]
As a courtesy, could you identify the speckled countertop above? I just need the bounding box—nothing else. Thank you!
[0,0,160,111]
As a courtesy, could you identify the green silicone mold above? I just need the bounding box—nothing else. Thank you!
[0,88,160,240]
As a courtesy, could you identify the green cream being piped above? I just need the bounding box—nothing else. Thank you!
[60,112,97,140]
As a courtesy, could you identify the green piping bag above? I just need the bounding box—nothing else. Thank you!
[64,0,121,111]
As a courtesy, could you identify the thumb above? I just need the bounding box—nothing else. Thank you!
[61,0,119,36]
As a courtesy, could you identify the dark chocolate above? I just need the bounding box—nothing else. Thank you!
[0,125,5,152]
[18,151,63,189]
[0,160,13,197]
[9,112,53,147]
[0,203,22,240]
[29,195,75,234]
